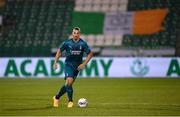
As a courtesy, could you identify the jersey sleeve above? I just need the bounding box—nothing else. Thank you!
[59,41,66,52]
[83,42,91,54]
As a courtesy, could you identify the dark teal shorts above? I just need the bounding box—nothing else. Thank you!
[64,62,79,80]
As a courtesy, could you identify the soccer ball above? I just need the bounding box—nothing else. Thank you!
[78,98,88,108]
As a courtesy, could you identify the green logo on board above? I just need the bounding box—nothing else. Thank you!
[131,58,149,77]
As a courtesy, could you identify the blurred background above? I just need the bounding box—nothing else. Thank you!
[0,1,180,115]
[0,0,179,78]
[0,0,179,57]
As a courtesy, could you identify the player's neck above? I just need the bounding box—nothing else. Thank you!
[72,38,80,43]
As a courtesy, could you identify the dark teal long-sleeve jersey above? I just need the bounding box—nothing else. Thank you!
[59,38,91,68]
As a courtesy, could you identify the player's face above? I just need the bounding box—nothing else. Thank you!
[72,29,80,40]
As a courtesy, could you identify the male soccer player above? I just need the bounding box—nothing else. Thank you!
[53,27,93,108]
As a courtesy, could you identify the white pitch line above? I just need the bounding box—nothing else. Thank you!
[93,102,180,106]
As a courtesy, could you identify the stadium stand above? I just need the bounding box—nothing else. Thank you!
[0,0,74,57]
[0,0,179,57]
[72,0,179,56]
[125,0,179,49]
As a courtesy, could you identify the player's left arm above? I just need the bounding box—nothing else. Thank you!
[78,51,93,71]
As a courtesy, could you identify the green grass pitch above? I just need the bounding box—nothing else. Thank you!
[0,78,180,116]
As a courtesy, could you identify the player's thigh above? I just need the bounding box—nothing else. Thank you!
[64,64,74,78]
[65,70,79,85]
[73,70,79,79]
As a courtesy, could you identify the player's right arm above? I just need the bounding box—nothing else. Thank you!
[53,49,62,70]
[54,41,66,70]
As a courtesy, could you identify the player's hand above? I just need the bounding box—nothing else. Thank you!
[78,63,86,71]
[53,62,58,70]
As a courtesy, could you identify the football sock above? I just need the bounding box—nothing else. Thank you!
[56,85,66,99]
[65,85,73,102]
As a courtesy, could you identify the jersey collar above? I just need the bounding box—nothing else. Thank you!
[72,38,80,43]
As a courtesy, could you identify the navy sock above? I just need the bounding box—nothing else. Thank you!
[65,85,73,102]
[56,85,66,99]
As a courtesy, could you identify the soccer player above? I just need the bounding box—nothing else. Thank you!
[53,27,93,108]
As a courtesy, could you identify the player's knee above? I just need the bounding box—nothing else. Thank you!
[66,78,74,86]
[66,82,72,86]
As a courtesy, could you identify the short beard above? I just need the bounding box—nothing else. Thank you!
[73,37,79,41]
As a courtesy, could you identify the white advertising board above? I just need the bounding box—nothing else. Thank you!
[0,57,179,78]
